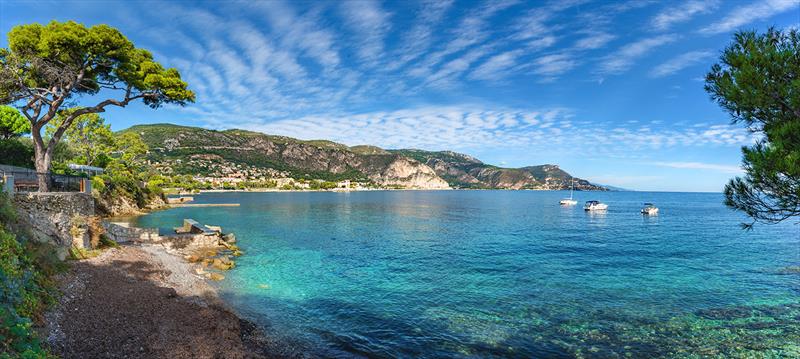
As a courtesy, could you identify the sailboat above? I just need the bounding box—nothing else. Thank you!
[559,179,578,205]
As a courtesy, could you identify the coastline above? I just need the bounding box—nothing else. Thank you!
[40,242,283,358]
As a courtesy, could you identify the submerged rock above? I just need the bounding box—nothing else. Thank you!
[206,272,225,281]
[222,233,236,243]
[212,258,235,271]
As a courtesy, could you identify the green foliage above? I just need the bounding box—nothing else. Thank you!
[0,106,28,140]
[114,132,148,164]
[0,193,59,358]
[0,139,33,168]
[46,110,115,167]
[3,21,195,107]
[705,28,800,228]
[1,21,194,190]
[97,234,119,249]
[320,181,338,189]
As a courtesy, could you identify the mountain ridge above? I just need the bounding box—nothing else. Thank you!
[122,123,606,191]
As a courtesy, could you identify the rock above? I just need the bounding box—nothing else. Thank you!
[184,254,201,263]
[257,284,270,289]
[205,272,224,281]
[194,267,206,275]
[222,233,236,243]
[212,258,235,271]
[231,250,243,257]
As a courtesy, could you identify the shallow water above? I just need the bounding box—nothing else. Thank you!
[135,191,800,358]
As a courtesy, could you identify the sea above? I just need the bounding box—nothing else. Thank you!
[133,190,800,358]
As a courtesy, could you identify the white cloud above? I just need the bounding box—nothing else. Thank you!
[385,0,454,70]
[250,1,341,71]
[340,0,391,64]
[597,34,678,75]
[573,33,616,50]
[533,53,577,77]
[411,0,518,78]
[699,0,799,35]
[653,161,743,174]
[232,106,753,156]
[469,50,523,81]
[650,50,714,77]
[651,0,718,31]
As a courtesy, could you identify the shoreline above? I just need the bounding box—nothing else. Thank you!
[194,187,609,194]
[41,242,283,358]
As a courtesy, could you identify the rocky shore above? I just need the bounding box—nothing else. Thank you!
[39,243,285,358]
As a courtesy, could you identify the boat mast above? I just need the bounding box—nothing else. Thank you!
[569,178,574,199]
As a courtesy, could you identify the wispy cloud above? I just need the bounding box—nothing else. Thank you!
[340,0,391,64]
[533,53,577,77]
[573,33,616,50]
[239,106,752,156]
[698,0,799,35]
[650,50,714,77]
[385,0,453,70]
[651,0,718,31]
[653,161,743,174]
[250,1,341,71]
[469,50,523,81]
[597,34,678,76]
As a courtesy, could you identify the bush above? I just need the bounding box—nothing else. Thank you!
[0,193,57,358]
[0,139,34,168]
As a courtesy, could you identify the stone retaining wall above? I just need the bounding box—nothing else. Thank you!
[102,221,220,249]
[103,222,161,243]
[12,192,96,259]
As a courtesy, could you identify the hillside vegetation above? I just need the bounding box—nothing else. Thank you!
[122,124,605,191]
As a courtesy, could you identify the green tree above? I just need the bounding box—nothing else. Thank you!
[0,21,194,191]
[705,28,800,228]
[45,110,114,167]
[0,105,29,139]
[114,132,148,164]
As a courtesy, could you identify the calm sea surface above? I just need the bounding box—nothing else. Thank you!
[134,191,799,358]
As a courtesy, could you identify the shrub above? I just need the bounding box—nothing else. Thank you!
[0,193,59,358]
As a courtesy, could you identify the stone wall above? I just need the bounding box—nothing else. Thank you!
[103,221,161,243]
[102,221,220,249]
[12,192,96,259]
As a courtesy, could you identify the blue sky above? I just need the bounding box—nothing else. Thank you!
[2,0,798,192]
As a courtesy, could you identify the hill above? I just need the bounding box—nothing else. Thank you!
[122,124,449,189]
[389,149,606,190]
[121,124,606,191]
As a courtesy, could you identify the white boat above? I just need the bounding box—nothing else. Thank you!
[641,203,659,215]
[584,200,608,211]
[559,179,578,205]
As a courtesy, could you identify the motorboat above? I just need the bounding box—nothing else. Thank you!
[560,179,578,205]
[641,203,659,215]
[584,200,608,211]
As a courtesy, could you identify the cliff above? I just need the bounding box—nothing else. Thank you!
[390,149,606,190]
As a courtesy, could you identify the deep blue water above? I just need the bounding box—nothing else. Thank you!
[134,191,800,358]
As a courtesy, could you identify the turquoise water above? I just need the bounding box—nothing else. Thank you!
[134,191,800,358]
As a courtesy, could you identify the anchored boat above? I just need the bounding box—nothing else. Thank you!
[584,200,608,211]
[560,179,578,205]
[641,203,659,215]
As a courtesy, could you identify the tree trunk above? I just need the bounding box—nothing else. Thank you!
[31,130,51,192]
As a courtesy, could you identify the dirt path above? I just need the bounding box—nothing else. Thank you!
[41,245,272,358]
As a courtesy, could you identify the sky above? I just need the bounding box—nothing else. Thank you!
[1,0,798,192]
